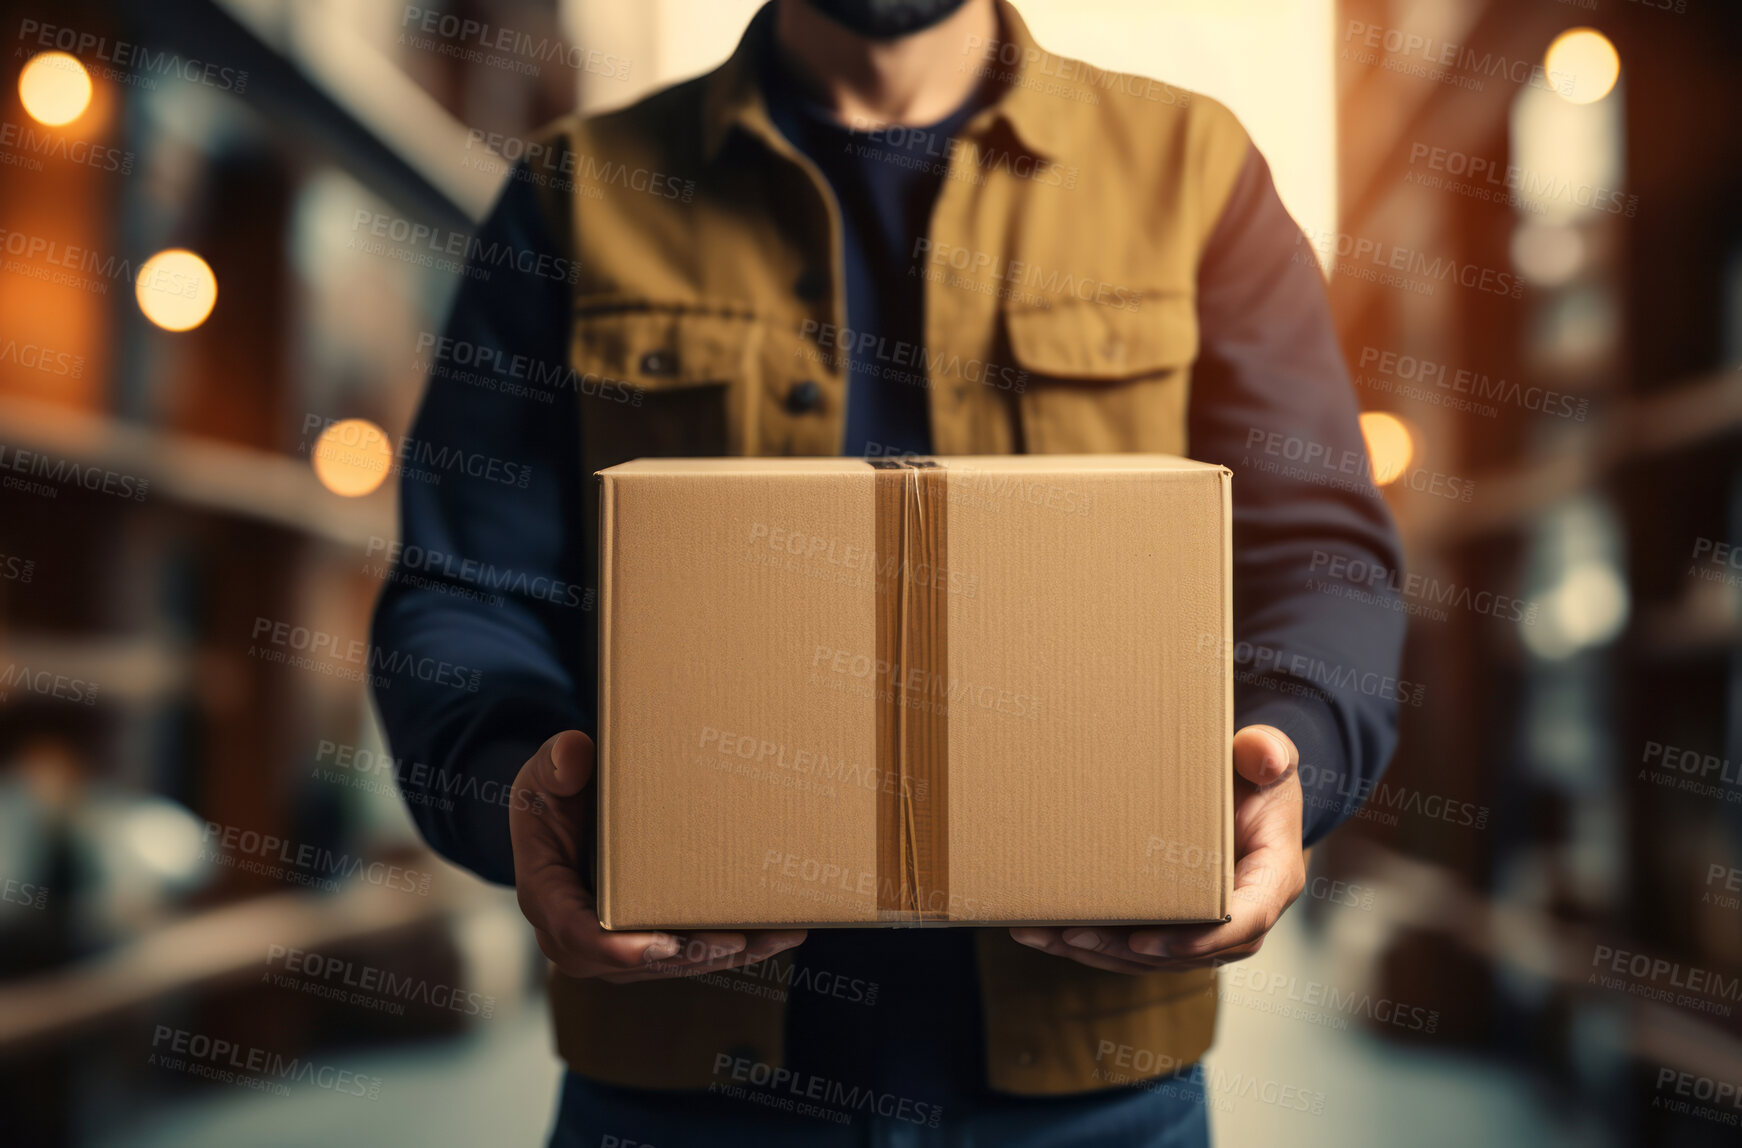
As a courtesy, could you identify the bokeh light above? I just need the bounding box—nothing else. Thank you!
[136,249,219,332]
[18,51,92,126]
[1511,221,1587,288]
[1522,559,1631,660]
[1359,411,1415,486]
[1546,28,1621,105]
[312,417,393,496]
[123,798,209,882]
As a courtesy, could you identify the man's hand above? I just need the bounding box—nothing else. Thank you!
[1008,724,1305,974]
[509,730,807,983]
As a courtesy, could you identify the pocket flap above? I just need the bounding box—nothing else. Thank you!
[571,305,756,389]
[1003,293,1197,381]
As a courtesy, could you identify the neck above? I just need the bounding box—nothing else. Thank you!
[772,0,998,129]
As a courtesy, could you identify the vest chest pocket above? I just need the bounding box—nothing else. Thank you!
[1003,293,1198,455]
[570,303,761,470]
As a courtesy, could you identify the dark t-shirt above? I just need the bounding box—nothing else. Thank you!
[761,52,989,1104]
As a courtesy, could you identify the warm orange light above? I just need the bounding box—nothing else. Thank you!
[1546,28,1620,105]
[18,51,92,126]
[1359,411,1415,486]
[136,250,218,332]
[312,419,393,497]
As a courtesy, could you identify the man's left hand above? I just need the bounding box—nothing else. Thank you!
[1009,724,1305,973]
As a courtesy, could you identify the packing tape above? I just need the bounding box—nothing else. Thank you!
[869,458,950,922]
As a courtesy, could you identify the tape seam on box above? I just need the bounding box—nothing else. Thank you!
[870,458,950,922]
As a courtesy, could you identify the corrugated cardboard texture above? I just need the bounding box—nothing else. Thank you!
[597,455,1231,929]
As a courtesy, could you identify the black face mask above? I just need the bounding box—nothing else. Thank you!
[801,0,973,41]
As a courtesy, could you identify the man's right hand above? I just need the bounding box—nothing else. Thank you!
[509,730,807,983]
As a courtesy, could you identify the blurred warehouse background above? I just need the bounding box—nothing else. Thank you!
[1,0,1741,1144]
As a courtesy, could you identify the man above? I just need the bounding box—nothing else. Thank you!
[370,0,1406,1143]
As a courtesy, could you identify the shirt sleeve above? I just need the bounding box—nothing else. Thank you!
[1186,143,1409,846]
[368,165,590,885]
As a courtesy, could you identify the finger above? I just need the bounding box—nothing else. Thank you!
[1055,926,1256,973]
[1028,945,1163,976]
[510,735,597,940]
[605,930,808,983]
[743,929,809,961]
[533,730,595,798]
[515,823,672,974]
[1130,903,1262,961]
[656,931,750,965]
[1233,725,1297,787]
[1207,938,1264,964]
[535,924,682,979]
[655,928,814,966]
[1128,850,1295,959]
[1008,928,1163,976]
[1012,926,1159,966]
[513,731,700,980]
[1058,927,1148,960]
[1130,813,1304,960]
[1136,937,1266,972]
[1009,927,1058,950]
[1128,734,1303,962]
[610,927,806,972]
[511,796,594,941]
[606,954,762,983]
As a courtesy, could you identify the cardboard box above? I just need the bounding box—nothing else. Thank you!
[596,455,1232,930]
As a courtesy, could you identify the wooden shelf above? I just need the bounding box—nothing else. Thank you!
[0,635,189,705]
[1402,369,1742,548]
[1338,841,1742,1079]
[0,863,480,1055]
[0,396,393,550]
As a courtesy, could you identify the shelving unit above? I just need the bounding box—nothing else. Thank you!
[0,4,576,1141]
[1324,7,1742,1145]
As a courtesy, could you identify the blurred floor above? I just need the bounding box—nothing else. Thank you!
[94,1002,562,1148]
[1204,914,1610,1148]
[89,911,1606,1148]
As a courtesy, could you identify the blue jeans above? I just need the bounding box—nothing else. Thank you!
[546,1068,1210,1148]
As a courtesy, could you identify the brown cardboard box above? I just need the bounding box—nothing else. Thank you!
[596,454,1232,930]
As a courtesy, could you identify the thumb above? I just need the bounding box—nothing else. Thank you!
[1233,725,1297,787]
[532,730,595,798]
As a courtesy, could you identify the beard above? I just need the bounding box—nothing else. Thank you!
[801,0,973,41]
